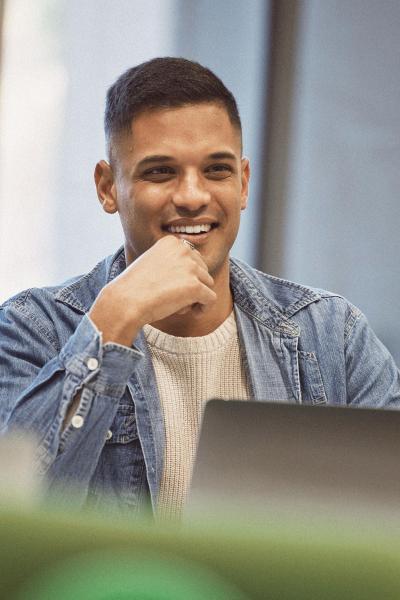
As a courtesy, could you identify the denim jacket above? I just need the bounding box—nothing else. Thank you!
[1,247,399,515]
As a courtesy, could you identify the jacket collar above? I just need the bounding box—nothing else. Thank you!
[230,258,320,336]
[54,248,321,335]
[54,247,126,314]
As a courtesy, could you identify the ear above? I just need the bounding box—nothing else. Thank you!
[240,157,250,210]
[94,160,118,214]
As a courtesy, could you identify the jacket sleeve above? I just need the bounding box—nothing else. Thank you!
[0,300,142,494]
[344,306,400,407]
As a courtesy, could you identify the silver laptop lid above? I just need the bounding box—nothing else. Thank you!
[186,400,400,522]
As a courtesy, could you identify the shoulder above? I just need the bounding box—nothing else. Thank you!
[230,257,361,328]
[0,250,123,346]
[1,249,123,316]
[230,257,349,308]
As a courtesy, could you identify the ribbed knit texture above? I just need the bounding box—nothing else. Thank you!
[143,311,249,521]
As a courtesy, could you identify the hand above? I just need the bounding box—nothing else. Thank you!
[89,236,217,346]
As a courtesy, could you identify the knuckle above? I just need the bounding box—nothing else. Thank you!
[162,234,177,247]
[189,278,203,295]
[192,263,203,276]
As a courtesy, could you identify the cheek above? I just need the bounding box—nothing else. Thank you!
[119,200,137,230]
[130,187,168,221]
[120,195,164,249]
[118,193,149,225]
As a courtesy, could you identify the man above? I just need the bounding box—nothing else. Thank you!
[1,57,399,520]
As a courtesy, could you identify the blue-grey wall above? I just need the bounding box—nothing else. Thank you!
[279,0,400,365]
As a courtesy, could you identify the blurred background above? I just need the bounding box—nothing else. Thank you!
[0,0,399,365]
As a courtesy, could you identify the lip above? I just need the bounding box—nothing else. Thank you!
[168,228,216,246]
[163,218,218,228]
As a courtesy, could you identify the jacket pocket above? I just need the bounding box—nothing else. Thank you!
[298,351,327,405]
[106,402,138,444]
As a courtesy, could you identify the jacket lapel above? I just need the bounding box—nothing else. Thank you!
[234,305,302,403]
[231,259,303,404]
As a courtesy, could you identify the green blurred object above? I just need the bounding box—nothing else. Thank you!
[2,505,400,599]
[15,550,246,600]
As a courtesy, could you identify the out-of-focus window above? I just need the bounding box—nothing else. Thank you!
[0,0,175,303]
[0,0,67,301]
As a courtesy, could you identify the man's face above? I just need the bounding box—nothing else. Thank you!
[103,102,249,278]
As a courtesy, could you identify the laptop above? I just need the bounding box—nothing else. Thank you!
[185,400,400,523]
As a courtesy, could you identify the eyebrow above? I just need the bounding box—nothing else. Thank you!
[136,155,174,169]
[207,152,237,161]
[136,151,237,170]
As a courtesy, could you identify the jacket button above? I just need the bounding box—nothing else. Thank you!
[106,430,113,440]
[87,357,99,371]
[71,415,84,429]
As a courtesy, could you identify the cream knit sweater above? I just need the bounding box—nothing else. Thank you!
[143,311,249,521]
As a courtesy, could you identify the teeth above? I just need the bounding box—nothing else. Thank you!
[168,224,212,234]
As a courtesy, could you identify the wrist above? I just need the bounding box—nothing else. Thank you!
[89,287,144,347]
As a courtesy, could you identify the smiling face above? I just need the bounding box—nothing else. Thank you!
[96,102,250,281]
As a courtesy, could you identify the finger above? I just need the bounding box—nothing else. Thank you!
[195,265,215,288]
[178,243,213,281]
[194,282,218,306]
[179,239,208,266]
[182,244,205,264]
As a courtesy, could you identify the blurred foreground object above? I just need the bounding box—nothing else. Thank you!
[0,433,42,507]
[2,505,400,599]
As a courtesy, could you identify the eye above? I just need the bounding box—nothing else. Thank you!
[143,166,175,180]
[205,164,233,179]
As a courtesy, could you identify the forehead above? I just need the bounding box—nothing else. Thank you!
[116,103,242,162]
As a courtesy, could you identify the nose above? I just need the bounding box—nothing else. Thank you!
[172,171,211,211]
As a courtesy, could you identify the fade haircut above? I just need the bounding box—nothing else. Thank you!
[104,57,242,162]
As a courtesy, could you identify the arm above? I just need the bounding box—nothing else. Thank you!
[0,306,142,494]
[1,237,216,496]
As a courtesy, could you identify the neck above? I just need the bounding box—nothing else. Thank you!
[150,262,233,337]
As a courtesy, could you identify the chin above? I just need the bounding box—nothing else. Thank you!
[205,253,230,278]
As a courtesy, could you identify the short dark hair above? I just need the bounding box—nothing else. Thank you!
[104,57,242,160]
